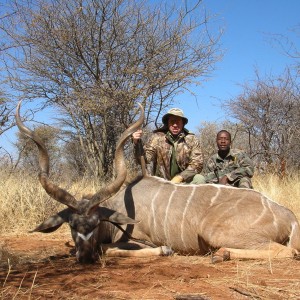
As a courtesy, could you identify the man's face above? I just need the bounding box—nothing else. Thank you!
[168,115,184,136]
[216,132,231,151]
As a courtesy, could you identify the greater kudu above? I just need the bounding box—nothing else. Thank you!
[16,102,300,263]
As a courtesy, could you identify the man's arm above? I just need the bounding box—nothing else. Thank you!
[179,136,203,182]
[225,152,254,183]
[201,156,220,183]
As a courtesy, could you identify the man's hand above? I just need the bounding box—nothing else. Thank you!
[170,175,183,184]
[132,129,143,144]
[219,175,229,185]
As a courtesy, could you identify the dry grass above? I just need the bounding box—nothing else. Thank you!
[0,169,99,235]
[1,169,300,234]
[253,173,300,221]
[0,248,299,299]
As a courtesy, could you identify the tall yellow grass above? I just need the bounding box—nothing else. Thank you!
[0,169,299,234]
[253,173,300,221]
[0,169,99,235]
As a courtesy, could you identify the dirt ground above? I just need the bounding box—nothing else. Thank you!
[0,233,300,300]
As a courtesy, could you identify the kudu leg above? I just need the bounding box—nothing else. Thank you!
[212,243,297,263]
[101,242,174,258]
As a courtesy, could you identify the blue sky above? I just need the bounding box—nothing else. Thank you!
[1,0,300,152]
[174,0,300,131]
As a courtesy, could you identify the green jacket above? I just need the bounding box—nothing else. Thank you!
[203,149,254,184]
[135,128,203,182]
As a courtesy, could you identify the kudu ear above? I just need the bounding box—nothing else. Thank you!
[97,207,139,225]
[30,208,71,233]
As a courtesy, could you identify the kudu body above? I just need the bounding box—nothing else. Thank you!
[108,177,300,261]
[16,102,300,263]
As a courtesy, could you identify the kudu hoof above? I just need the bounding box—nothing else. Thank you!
[211,248,231,263]
[161,246,174,256]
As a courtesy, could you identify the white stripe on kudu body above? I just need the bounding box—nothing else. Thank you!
[150,184,163,236]
[181,185,196,250]
[164,186,177,245]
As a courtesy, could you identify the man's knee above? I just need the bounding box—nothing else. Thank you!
[238,177,253,189]
[191,174,206,184]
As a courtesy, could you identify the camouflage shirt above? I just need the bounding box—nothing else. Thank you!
[135,128,203,182]
[203,149,254,184]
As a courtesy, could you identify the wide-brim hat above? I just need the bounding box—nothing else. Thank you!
[162,108,188,125]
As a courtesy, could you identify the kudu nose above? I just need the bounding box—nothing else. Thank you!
[76,250,98,264]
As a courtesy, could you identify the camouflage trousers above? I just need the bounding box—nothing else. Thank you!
[191,174,253,189]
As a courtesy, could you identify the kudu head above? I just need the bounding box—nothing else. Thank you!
[16,101,144,263]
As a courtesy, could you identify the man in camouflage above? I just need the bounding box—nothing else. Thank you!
[192,130,254,188]
[132,108,203,184]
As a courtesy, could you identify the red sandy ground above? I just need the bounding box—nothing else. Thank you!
[0,233,300,299]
